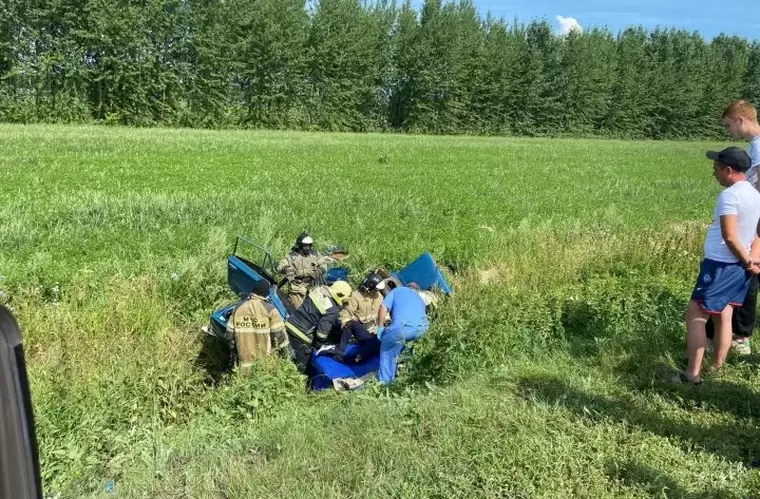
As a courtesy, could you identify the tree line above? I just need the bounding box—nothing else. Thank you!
[1,0,758,139]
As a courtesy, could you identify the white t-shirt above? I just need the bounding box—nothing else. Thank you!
[704,180,760,263]
[746,136,760,187]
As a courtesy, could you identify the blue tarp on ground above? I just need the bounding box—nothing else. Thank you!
[308,342,381,391]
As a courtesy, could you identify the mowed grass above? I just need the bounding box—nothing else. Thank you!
[1,124,759,498]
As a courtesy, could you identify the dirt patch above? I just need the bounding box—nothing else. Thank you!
[477,266,512,285]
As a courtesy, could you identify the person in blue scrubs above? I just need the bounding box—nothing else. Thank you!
[376,283,429,383]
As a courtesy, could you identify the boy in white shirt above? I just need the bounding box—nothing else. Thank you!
[681,147,760,384]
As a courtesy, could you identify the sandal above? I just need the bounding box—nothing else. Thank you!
[672,372,703,385]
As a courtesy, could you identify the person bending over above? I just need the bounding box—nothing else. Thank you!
[376,283,429,384]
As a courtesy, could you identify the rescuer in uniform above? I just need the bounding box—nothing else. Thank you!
[277,233,328,310]
[284,280,352,372]
[330,272,386,363]
[225,279,288,374]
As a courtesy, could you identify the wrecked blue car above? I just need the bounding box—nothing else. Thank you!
[205,236,453,390]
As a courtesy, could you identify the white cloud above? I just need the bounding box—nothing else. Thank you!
[556,15,583,35]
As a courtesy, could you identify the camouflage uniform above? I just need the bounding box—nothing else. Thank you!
[276,250,327,309]
[225,294,287,374]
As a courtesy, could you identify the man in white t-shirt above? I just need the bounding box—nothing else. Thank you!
[706,101,760,355]
[681,147,760,384]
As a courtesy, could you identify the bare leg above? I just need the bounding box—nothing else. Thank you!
[712,304,734,370]
[685,300,709,380]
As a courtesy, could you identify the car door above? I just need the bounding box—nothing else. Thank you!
[394,252,453,295]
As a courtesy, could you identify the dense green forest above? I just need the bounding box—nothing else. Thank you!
[1,0,758,138]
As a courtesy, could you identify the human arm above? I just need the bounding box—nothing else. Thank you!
[749,141,759,191]
[720,214,753,267]
[375,289,396,338]
[339,295,358,327]
[315,309,340,343]
[225,313,236,342]
[752,237,760,263]
[311,253,328,282]
[316,253,329,272]
[376,304,388,330]
[276,255,295,281]
[375,304,388,338]
[749,221,760,274]
[225,304,242,342]
[224,305,242,365]
[268,307,289,350]
[718,190,756,268]
[377,288,395,326]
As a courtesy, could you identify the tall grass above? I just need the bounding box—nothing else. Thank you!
[1,125,757,497]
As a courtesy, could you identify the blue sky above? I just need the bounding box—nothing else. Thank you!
[412,0,758,41]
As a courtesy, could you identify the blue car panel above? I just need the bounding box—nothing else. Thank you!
[393,252,453,295]
[227,254,270,300]
[209,302,238,339]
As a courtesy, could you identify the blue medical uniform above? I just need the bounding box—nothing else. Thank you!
[378,286,429,383]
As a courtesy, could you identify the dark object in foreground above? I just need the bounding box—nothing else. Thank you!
[0,305,43,499]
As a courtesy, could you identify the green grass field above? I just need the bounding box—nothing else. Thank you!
[2,125,760,498]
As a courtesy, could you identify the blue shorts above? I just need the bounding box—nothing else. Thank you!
[691,259,751,314]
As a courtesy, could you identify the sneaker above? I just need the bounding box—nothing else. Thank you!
[732,338,752,356]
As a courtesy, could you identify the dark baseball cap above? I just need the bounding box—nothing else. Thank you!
[706,146,751,172]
